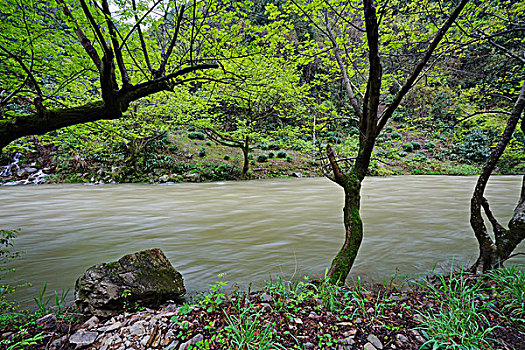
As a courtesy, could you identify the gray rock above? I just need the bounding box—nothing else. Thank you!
[49,335,68,350]
[69,330,98,346]
[126,321,146,336]
[82,315,100,329]
[364,343,378,350]
[165,340,180,350]
[338,336,355,346]
[292,172,303,178]
[261,293,272,302]
[396,334,408,343]
[75,249,185,317]
[179,333,204,350]
[106,321,123,332]
[183,172,200,182]
[367,334,383,349]
[260,303,273,313]
[159,175,170,183]
[36,313,57,329]
[304,342,315,350]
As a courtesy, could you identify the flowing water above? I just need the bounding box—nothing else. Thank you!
[1,176,524,306]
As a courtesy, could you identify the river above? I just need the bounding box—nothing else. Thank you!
[1,176,524,306]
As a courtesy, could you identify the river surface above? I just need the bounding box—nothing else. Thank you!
[1,176,524,306]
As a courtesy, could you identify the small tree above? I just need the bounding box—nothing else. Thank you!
[283,0,470,283]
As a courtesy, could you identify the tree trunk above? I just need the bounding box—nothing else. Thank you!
[470,81,525,273]
[241,136,250,179]
[327,171,363,284]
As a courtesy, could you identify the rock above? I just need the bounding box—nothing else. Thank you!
[261,293,272,302]
[82,315,100,329]
[367,334,383,349]
[36,313,57,329]
[260,303,273,313]
[396,333,408,343]
[105,321,123,332]
[166,340,180,350]
[364,342,378,350]
[179,333,204,350]
[292,172,303,178]
[75,248,185,317]
[304,342,315,350]
[338,336,355,346]
[126,322,146,336]
[410,329,426,343]
[308,311,319,319]
[294,317,303,324]
[69,329,98,346]
[183,172,200,182]
[159,175,170,183]
[49,335,68,350]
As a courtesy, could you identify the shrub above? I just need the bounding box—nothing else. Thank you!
[349,127,360,136]
[424,141,436,150]
[206,141,212,146]
[385,126,394,133]
[223,155,230,161]
[268,152,275,158]
[391,132,401,139]
[168,145,178,152]
[398,151,408,157]
[303,135,313,141]
[453,130,490,163]
[260,144,269,151]
[257,155,268,162]
[198,148,206,157]
[402,143,414,152]
[268,143,281,151]
[188,132,205,140]
[286,156,293,162]
[277,151,287,158]
[187,126,196,132]
[410,141,421,150]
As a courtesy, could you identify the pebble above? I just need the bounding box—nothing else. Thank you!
[396,333,409,343]
[69,330,98,346]
[304,342,315,349]
[367,334,383,349]
[364,342,378,350]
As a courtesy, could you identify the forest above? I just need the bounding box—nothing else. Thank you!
[0,0,524,349]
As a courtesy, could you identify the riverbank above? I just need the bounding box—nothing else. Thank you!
[2,124,523,186]
[1,267,524,350]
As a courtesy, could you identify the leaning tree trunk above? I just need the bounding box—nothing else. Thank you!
[470,81,525,274]
[241,136,250,179]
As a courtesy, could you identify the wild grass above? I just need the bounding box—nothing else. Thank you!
[415,269,497,350]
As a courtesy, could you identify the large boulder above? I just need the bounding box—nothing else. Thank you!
[75,249,185,317]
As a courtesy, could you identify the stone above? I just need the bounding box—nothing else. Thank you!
[292,172,303,178]
[69,330,98,346]
[396,334,408,343]
[260,303,273,312]
[261,293,272,302]
[49,335,68,350]
[36,313,57,329]
[82,315,100,329]
[75,248,185,317]
[179,333,204,350]
[106,321,123,332]
[364,342,378,350]
[308,311,319,319]
[367,334,383,349]
[294,317,303,324]
[126,322,146,336]
[165,340,180,350]
[159,175,170,183]
[304,342,315,350]
[338,336,355,346]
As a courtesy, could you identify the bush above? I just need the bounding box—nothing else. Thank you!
[424,141,436,150]
[260,144,269,150]
[391,132,401,139]
[187,126,196,132]
[198,148,206,157]
[349,127,360,136]
[168,145,178,152]
[385,126,394,133]
[223,155,230,161]
[268,143,281,151]
[277,151,287,159]
[286,156,293,162]
[303,135,313,141]
[257,155,268,162]
[398,151,408,157]
[268,152,275,158]
[410,141,421,150]
[206,141,212,146]
[453,130,490,163]
[402,143,414,152]
[188,132,205,140]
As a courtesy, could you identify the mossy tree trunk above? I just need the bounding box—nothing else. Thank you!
[321,0,469,284]
[470,81,525,274]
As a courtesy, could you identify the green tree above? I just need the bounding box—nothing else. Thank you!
[279,0,470,283]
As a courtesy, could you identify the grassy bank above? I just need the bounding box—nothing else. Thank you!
[1,265,524,349]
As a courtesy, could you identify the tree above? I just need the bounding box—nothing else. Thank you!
[470,80,525,273]
[282,0,470,283]
[0,0,250,151]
